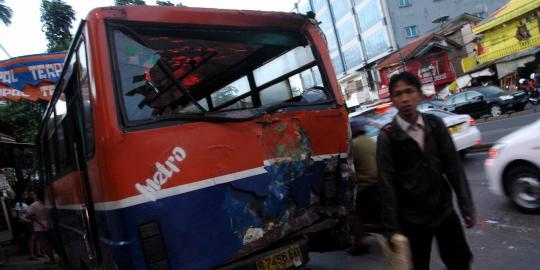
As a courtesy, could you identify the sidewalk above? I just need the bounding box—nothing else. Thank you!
[0,230,63,270]
[0,242,64,270]
[308,236,389,270]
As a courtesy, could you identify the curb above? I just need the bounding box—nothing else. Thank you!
[465,143,493,153]
[476,108,540,124]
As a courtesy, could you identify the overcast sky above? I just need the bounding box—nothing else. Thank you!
[0,0,296,60]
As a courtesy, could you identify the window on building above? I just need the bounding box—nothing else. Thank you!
[399,0,411,7]
[364,28,390,59]
[342,44,363,69]
[325,29,339,51]
[312,0,328,12]
[357,0,383,30]
[317,7,333,30]
[405,25,418,38]
[332,55,345,75]
[331,0,351,19]
[337,17,358,44]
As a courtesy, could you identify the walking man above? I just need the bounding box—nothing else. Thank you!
[377,72,476,270]
[348,117,381,254]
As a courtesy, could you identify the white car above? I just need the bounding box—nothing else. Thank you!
[423,109,482,152]
[484,119,540,213]
[349,105,482,152]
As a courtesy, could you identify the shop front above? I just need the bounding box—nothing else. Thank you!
[378,51,456,99]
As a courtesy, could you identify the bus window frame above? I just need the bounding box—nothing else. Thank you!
[38,24,96,182]
[76,37,96,159]
[106,21,338,131]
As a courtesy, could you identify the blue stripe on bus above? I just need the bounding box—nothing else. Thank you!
[58,160,330,269]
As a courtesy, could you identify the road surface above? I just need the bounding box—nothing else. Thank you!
[476,111,540,143]
[307,154,540,270]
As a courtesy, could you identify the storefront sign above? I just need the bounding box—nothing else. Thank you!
[377,52,455,98]
[0,52,65,102]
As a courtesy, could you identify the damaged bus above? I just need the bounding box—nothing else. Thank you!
[37,6,351,270]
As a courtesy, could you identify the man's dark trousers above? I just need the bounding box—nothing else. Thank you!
[400,212,472,270]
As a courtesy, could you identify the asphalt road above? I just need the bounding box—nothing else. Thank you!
[308,154,540,270]
[477,108,540,144]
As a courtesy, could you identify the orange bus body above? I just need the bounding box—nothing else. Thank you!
[38,6,351,269]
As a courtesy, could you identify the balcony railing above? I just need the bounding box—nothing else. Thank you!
[478,35,540,64]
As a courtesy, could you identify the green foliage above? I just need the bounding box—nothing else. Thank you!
[156,1,174,6]
[0,101,45,143]
[114,0,146,5]
[156,1,182,6]
[40,0,75,52]
[0,0,13,26]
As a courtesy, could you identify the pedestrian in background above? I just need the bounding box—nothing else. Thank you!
[25,189,55,264]
[376,72,476,270]
[348,117,381,254]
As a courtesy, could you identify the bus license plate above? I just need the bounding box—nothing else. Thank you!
[449,125,463,134]
[256,245,303,270]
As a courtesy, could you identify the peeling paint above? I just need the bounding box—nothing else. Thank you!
[219,116,349,257]
[243,227,265,244]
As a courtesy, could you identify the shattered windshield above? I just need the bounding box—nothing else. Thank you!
[110,24,330,123]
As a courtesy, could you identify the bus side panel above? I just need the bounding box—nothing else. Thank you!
[90,109,349,269]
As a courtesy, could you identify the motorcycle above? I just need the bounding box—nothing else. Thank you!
[519,86,540,105]
[529,88,540,105]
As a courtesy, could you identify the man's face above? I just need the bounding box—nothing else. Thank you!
[390,80,423,118]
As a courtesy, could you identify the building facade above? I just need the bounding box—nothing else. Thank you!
[387,0,508,49]
[294,0,396,107]
[293,0,508,107]
[464,0,540,91]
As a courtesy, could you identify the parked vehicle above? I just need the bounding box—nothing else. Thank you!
[417,99,444,111]
[443,86,529,118]
[484,118,540,213]
[349,105,481,152]
[36,6,352,270]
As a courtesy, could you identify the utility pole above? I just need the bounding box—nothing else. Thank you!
[0,41,12,58]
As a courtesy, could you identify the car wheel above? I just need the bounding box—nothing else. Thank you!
[506,164,540,213]
[490,104,502,117]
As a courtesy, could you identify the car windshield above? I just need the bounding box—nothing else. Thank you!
[110,23,330,123]
[430,100,444,107]
[473,86,503,96]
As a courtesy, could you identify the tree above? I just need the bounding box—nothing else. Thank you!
[40,0,76,52]
[156,1,173,6]
[0,0,13,26]
[156,1,183,6]
[114,0,146,5]
[0,100,43,143]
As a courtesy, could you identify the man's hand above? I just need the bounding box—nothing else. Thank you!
[464,215,476,228]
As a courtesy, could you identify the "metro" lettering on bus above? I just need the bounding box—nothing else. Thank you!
[135,146,187,201]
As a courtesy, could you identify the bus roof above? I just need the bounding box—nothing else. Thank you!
[86,6,311,31]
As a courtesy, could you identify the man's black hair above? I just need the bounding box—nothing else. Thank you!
[389,71,422,96]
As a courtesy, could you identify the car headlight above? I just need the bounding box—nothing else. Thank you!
[499,95,513,101]
[488,143,505,159]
